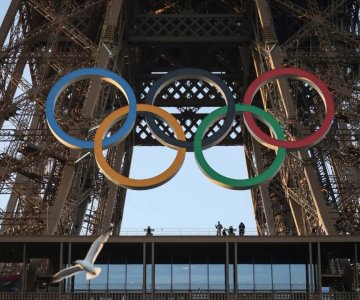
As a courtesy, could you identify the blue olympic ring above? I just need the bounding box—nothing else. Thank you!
[46,68,137,150]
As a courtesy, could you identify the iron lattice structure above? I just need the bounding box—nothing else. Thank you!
[0,0,359,243]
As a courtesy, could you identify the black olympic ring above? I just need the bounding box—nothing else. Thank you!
[144,68,235,152]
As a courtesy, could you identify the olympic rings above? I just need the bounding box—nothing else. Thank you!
[46,67,335,190]
[194,104,286,190]
[243,67,334,151]
[144,68,235,152]
[94,104,186,190]
[46,68,137,150]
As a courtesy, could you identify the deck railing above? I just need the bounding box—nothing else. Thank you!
[0,292,359,300]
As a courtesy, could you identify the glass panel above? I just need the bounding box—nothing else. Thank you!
[90,264,108,290]
[127,264,143,290]
[155,264,171,290]
[173,264,190,290]
[146,264,152,291]
[209,264,225,290]
[229,264,234,291]
[108,264,126,290]
[272,264,290,290]
[254,264,272,290]
[238,264,254,290]
[308,263,316,291]
[191,264,208,290]
[74,269,88,291]
[291,264,307,290]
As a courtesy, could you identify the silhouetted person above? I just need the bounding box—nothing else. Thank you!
[145,226,154,236]
[222,228,227,236]
[215,221,223,236]
[239,222,245,236]
[228,226,235,236]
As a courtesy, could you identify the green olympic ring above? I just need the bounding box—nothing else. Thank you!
[194,104,286,190]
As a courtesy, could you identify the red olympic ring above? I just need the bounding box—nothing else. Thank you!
[243,68,334,151]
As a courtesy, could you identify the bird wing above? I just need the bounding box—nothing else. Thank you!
[51,264,83,283]
[84,226,112,264]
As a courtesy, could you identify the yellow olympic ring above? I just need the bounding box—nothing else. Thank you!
[94,104,186,190]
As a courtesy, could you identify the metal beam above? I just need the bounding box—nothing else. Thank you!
[317,242,322,292]
[85,0,126,235]
[101,141,127,232]
[355,243,359,290]
[251,138,277,235]
[288,198,306,235]
[0,0,21,46]
[26,0,97,53]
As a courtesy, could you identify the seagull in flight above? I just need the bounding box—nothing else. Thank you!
[51,224,113,283]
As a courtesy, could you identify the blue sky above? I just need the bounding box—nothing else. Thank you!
[0,1,257,235]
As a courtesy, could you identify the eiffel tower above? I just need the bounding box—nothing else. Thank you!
[0,0,359,241]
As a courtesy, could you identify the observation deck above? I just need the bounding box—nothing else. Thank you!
[0,235,359,299]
